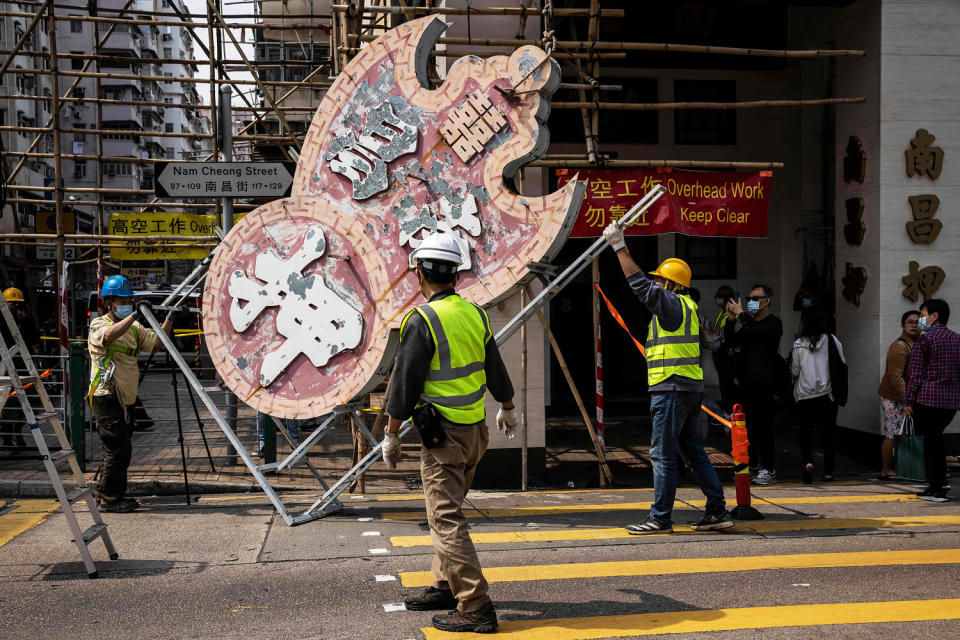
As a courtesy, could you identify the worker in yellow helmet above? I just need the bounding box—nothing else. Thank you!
[603,222,733,534]
[1,287,39,452]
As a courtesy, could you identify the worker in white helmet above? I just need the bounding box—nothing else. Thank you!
[383,232,516,634]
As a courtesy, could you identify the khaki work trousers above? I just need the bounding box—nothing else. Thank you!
[421,417,490,613]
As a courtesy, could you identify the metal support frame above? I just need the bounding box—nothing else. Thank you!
[133,187,665,525]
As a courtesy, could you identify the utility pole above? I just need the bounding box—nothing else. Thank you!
[220,85,238,464]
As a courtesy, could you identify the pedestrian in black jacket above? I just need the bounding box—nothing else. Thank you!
[724,284,783,485]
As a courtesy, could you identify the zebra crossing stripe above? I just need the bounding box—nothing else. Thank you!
[380,493,922,521]
[389,514,960,547]
[399,548,960,587]
[420,598,960,639]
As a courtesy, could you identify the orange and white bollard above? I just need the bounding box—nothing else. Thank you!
[729,403,763,520]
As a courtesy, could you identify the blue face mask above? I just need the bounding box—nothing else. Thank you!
[747,300,761,313]
[801,297,813,309]
[918,316,929,331]
[114,304,133,320]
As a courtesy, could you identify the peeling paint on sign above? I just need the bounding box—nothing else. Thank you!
[204,15,585,419]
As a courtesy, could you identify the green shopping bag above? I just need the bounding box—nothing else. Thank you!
[895,416,926,482]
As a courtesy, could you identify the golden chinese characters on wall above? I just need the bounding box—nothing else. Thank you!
[902,129,946,302]
[842,262,868,307]
[840,135,868,304]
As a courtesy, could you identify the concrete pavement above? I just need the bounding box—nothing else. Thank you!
[1,481,959,639]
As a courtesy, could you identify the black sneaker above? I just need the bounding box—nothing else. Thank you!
[691,509,735,531]
[98,497,139,513]
[432,602,498,633]
[625,517,673,535]
[404,586,457,611]
[917,487,937,498]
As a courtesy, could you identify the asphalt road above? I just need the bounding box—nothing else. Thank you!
[1,481,959,639]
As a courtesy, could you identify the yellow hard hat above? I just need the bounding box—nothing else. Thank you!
[3,287,25,303]
[649,258,692,288]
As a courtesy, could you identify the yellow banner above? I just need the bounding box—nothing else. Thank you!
[107,212,243,260]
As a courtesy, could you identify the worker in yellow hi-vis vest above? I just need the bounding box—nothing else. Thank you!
[88,275,172,513]
[603,222,734,535]
[383,233,515,635]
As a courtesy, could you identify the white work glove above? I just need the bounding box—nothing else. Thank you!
[382,432,402,469]
[603,222,626,252]
[496,406,520,440]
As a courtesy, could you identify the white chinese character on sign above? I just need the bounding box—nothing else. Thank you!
[324,100,419,200]
[228,227,363,387]
[398,193,481,271]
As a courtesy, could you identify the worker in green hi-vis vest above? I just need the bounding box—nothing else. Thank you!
[603,221,734,535]
[382,233,515,635]
[87,275,172,513]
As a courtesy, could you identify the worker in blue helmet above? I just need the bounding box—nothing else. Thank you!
[88,275,173,513]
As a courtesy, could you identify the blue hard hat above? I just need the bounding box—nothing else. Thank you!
[101,275,134,298]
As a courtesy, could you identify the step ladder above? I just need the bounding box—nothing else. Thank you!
[0,300,118,577]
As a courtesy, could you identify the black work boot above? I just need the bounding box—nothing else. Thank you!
[432,602,498,633]
[98,497,139,513]
[404,586,457,611]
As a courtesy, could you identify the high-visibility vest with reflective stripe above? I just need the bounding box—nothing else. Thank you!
[645,293,703,386]
[713,310,728,334]
[401,293,491,424]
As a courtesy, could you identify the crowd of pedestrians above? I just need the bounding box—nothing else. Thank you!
[699,276,956,500]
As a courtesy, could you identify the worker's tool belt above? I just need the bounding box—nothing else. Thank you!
[412,402,446,449]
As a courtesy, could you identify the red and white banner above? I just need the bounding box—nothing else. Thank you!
[556,168,772,238]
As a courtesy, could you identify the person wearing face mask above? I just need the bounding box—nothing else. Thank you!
[903,298,960,502]
[725,285,784,485]
[602,222,733,535]
[383,233,515,634]
[877,309,921,480]
[87,275,173,513]
[0,287,41,452]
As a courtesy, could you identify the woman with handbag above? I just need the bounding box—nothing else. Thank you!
[877,310,921,480]
[790,310,845,483]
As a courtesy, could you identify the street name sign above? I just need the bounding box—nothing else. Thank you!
[154,162,295,198]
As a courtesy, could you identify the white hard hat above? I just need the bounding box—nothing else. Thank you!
[407,232,464,270]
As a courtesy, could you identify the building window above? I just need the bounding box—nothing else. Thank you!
[70,17,83,33]
[73,124,85,142]
[163,47,172,59]
[674,79,736,145]
[165,123,174,133]
[73,161,87,179]
[164,73,173,84]
[165,146,175,159]
[675,235,737,280]
[71,52,84,70]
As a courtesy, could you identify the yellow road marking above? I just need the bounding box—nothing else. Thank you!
[389,514,960,547]
[0,499,60,548]
[400,548,960,587]
[381,493,921,521]
[421,598,960,639]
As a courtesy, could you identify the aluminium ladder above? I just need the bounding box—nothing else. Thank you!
[0,300,118,577]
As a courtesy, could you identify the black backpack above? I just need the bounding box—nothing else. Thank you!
[827,335,848,406]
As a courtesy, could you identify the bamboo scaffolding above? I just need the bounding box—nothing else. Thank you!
[350,33,866,58]
[551,97,866,110]
[0,50,328,68]
[4,197,257,209]
[530,159,785,169]
[331,4,624,18]
[3,68,332,89]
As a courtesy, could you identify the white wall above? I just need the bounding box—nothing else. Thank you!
[879,0,960,433]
